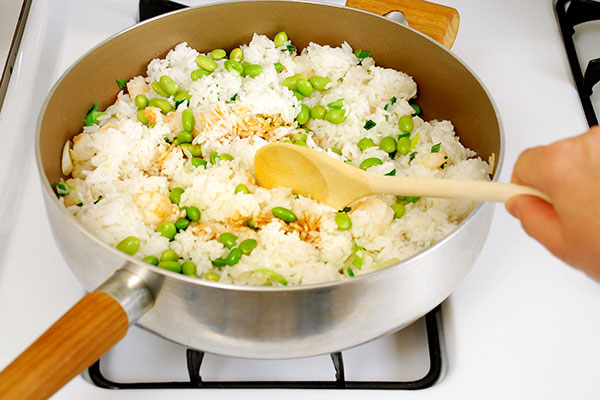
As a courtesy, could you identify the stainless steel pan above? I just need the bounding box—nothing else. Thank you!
[0,1,502,398]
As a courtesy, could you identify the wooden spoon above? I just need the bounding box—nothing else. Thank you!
[254,143,549,210]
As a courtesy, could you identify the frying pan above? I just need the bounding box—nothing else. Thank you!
[0,1,502,398]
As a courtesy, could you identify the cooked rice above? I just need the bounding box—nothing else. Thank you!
[59,34,490,286]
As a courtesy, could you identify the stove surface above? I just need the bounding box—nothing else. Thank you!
[1,0,599,399]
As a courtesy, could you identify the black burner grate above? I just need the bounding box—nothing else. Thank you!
[555,0,600,126]
[88,305,443,390]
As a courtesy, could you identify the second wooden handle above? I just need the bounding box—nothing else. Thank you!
[345,0,460,48]
[0,291,129,400]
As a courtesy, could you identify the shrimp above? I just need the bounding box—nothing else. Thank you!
[134,192,178,228]
[349,198,393,237]
[415,151,448,170]
[126,76,148,98]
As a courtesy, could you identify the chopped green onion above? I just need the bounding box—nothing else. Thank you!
[385,169,396,176]
[56,182,72,197]
[431,142,441,153]
[363,120,376,130]
[229,93,238,102]
[347,268,355,277]
[116,78,127,89]
[84,103,105,126]
[409,151,418,164]
[410,132,420,150]
[384,96,397,111]
[286,44,296,54]
[352,244,365,269]
[340,206,352,213]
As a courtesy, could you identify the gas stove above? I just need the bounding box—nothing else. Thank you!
[1,1,600,399]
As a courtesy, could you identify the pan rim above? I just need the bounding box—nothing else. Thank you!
[35,0,504,293]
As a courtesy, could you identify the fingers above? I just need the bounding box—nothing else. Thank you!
[506,195,566,260]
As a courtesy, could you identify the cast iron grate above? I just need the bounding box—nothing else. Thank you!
[555,0,600,126]
[88,305,442,390]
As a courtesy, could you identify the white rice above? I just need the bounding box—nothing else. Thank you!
[59,34,491,286]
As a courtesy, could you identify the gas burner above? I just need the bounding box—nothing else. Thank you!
[555,0,600,126]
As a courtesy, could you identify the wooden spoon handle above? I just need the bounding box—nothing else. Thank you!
[0,291,129,400]
[345,0,460,48]
[370,176,551,203]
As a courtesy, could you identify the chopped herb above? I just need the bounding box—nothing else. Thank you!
[385,115,389,121]
[175,99,189,108]
[411,103,421,115]
[56,182,72,197]
[384,96,397,111]
[348,268,355,277]
[84,103,105,126]
[93,196,103,204]
[76,202,83,207]
[353,48,371,64]
[343,159,352,163]
[363,119,376,130]
[352,244,365,269]
[409,132,420,150]
[229,93,238,102]
[405,196,420,203]
[441,155,449,170]
[164,137,172,144]
[341,206,352,213]
[431,142,442,153]
[409,151,417,164]
[285,44,296,54]
[116,78,127,89]
[385,169,396,176]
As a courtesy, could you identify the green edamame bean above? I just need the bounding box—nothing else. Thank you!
[329,147,342,155]
[380,136,397,153]
[137,109,149,124]
[148,97,173,114]
[271,207,297,222]
[172,139,181,146]
[358,137,376,150]
[293,132,308,142]
[327,98,344,109]
[239,239,257,255]
[274,62,283,72]
[292,90,303,101]
[309,76,331,91]
[226,248,242,266]
[175,218,190,231]
[177,131,193,144]
[398,115,414,133]
[142,255,159,265]
[282,74,303,90]
[151,81,170,97]
[243,64,263,77]
[182,109,195,132]
[159,75,179,96]
[397,136,411,155]
[209,48,226,60]
[235,183,249,194]
[219,232,238,249]
[191,157,207,168]
[219,153,234,161]
[173,91,191,106]
[295,77,313,97]
[196,55,218,72]
[405,196,420,203]
[186,206,201,222]
[158,260,181,273]
[391,203,406,219]
[247,219,257,229]
[116,236,140,255]
[209,152,218,164]
[274,31,288,47]
[182,260,196,276]
[157,221,177,240]
[335,212,352,230]
[311,105,327,119]
[205,272,220,281]
[224,59,243,75]
[295,140,307,147]
[180,143,202,157]
[359,157,383,170]
[160,249,178,262]
[296,104,310,125]
[325,109,346,124]
[134,94,148,110]
[229,48,243,61]
[191,69,210,81]
[169,187,184,205]
[211,258,227,267]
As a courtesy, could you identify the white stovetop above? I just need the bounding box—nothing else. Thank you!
[1,0,599,399]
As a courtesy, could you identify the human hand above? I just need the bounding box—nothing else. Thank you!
[506,126,600,280]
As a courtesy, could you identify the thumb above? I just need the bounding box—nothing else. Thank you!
[506,195,566,258]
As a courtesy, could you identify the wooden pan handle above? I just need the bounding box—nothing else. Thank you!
[345,0,460,48]
[0,291,129,400]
